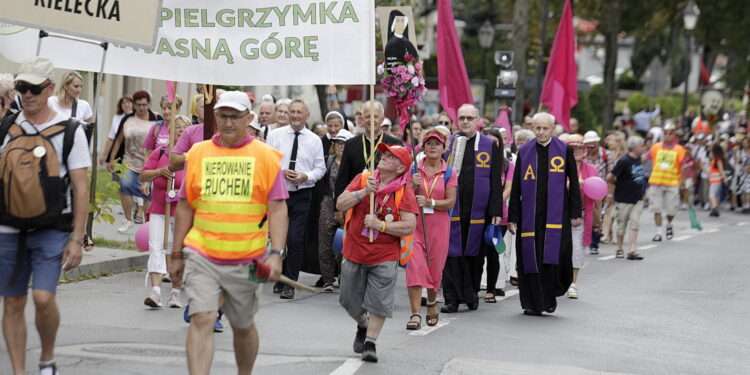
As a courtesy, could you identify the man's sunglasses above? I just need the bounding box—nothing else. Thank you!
[15,81,52,95]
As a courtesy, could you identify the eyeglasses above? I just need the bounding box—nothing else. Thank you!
[67,71,83,79]
[134,102,150,108]
[15,81,52,95]
[216,113,248,123]
[458,116,477,122]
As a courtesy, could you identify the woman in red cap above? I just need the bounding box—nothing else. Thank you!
[405,127,457,329]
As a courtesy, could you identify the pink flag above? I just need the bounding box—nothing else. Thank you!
[495,106,513,145]
[539,0,578,132]
[437,0,473,126]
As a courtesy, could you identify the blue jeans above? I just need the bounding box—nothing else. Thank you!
[0,229,69,297]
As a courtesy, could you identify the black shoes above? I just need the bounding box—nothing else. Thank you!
[466,302,478,311]
[361,341,378,362]
[280,286,295,299]
[353,326,367,353]
[523,309,542,316]
[710,208,720,217]
[273,283,283,293]
[440,304,458,313]
[666,226,674,240]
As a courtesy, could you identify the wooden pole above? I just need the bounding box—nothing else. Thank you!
[407,109,431,266]
[369,85,375,242]
[163,82,177,250]
[202,84,216,140]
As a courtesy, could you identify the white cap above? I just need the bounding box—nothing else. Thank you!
[333,129,354,142]
[248,110,261,131]
[583,130,601,143]
[214,91,252,112]
[15,56,55,85]
[381,118,392,127]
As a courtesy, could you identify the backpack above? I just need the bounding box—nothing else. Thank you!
[0,112,77,230]
[344,172,415,268]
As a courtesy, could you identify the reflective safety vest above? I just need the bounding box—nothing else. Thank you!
[184,139,282,262]
[693,117,711,134]
[343,172,414,267]
[648,142,686,187]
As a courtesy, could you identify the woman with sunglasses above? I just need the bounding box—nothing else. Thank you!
[48,71,93,123]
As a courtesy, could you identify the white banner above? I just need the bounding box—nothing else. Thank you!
[0,0,376,86]
[0,0,162,49]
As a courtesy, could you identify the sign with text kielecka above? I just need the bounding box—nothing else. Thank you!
[0,0,161,49]
[0,0,376,85]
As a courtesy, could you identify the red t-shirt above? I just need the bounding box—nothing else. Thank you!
[343,174,419,265]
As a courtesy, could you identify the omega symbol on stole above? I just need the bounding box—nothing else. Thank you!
[476,152,491,168]
[549,156,565,173]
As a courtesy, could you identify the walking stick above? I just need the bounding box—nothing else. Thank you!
[407,108,431,266]
[369,85,376,243]
[163,82,177,250]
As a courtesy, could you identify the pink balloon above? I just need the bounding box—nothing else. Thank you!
[135,223,149,251]
[582,176,608,200]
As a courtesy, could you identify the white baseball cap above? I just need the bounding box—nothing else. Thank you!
[15,56,55,85]
[583,130,601,143]
[214,91,252,112]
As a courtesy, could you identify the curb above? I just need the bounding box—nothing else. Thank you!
[62,254,148,280]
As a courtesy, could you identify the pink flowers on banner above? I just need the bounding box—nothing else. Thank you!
[378,53,427,131]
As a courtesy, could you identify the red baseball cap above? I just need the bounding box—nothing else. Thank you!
[377,143,412,171]
[421,130,447,146]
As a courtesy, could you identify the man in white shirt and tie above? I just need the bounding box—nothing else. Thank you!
[266,99,326,299]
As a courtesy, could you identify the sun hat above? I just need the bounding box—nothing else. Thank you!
[583,130,601,144]
[566,133,585,147]
[332,129,354,142]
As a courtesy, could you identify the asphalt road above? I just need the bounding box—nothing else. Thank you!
[2,208,748,374]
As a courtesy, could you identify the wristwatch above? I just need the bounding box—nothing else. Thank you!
[268,249,286,257]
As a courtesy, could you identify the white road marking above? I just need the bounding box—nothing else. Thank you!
[330,358,364,375]
[671,235,692,242]
[638,244,657,250]
[409,318,454,336]
[703,228,719,233]
[597,255,615,261]
[497,289,519,301]
[737,222,749,226]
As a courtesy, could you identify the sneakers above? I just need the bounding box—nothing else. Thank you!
[214,317,224,333]
[567,284,579,299]
[118,220,133,233]
[361,341,378,362]
[589,247,599,255]
[168,292,182,308]
[666,225,673,240]
[709,208,720,217]
[323,283,334,293]
[353,326,367,353]
[144,291,162,308]
[652,234,662,242]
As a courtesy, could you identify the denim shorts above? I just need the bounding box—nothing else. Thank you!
[0,229,69,297]
[119,169,150,200]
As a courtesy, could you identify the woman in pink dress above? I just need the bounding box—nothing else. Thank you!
[405,127,457,330]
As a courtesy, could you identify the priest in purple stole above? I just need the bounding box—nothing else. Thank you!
[508,112,582,316]
[440,104,503,313]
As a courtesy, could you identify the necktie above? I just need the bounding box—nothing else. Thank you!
[289,131,301,171]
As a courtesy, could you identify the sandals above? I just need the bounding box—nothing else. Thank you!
[484,292,497,303]
[83,234,94,251]
[627,251,644,260]
[133,216,144,224]
[406,314,421,330]
[615,249,625,258]
[425,301,439,326]
[509,276,519,286]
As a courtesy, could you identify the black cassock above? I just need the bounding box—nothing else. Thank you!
[508,141,581,313]
[384,36,418,68]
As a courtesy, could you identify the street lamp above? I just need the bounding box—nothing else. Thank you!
[478,20,495,78]
[681,0,700,132]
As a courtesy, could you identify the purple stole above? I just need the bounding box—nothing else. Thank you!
[519,137,567,274]
[445,134,493,257]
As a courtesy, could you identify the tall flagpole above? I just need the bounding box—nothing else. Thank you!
[407,111,430,265]
[368,85,376,243]
[163,81,177,250]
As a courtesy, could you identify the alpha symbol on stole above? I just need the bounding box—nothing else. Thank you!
[549,156,565,173]
[524,165,536,180]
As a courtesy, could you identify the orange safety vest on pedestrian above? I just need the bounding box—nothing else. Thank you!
[343,172,414,267]
[709,159,723,184]
[648,142,686,187]
[183,140,282,262]
[693,117,711,134]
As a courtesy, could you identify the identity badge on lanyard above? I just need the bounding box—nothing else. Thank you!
[421,172,441,215]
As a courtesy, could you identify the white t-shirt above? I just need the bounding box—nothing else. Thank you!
[48,96,93,122]
[108,113,127,140]
[0,110,91,233]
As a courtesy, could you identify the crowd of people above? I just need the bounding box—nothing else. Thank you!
[1,55,748,374]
